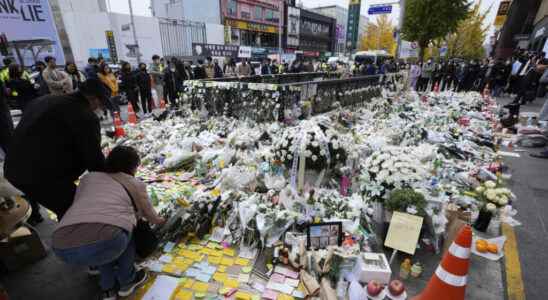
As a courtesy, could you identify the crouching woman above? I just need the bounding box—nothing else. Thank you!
[52,146,165,300]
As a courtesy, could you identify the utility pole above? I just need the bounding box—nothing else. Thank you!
[128,0,141,64]
[396,0,405,60]
[278,1,283,59]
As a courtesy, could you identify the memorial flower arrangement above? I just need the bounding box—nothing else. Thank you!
[472,180,513,211]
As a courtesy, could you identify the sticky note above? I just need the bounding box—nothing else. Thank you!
[218,266,227,272]
[235,258,249,266]
[196,273,212,283]
[206,242,218,249]
[219,287,232,295]
[235,291,252,300]
[201,248,213,256]
[213,272,227,282]
[223,248,236,257]
[220,257,234,266]
[192,282,209,293]
[174,290,193,300]
[188,244,203,251]
[224,278,239,288]
[208,256,221,265]
[183,279,195,289]
[270,273,285,283]
[209,250,223,257]
[242,266,252,273]
[159,254,173,263]
[238,273,250,283]
[262,289,278,300]
[278,294,295,300]
[195,292,206,298]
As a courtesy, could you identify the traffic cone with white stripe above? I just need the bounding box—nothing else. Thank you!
[113,111,125,138]
[412,225,472,300]
[127,102,137,124]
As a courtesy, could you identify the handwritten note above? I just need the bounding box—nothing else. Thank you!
[384,212,424,255]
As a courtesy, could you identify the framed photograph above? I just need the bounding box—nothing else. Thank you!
[306,222,342,249]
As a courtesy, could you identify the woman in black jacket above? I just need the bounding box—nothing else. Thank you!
[164,59,181,107]
[119,62,140,113]
[5,64,37,112]
[136,63,152,115]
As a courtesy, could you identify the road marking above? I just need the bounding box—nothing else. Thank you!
[502,223,525,300]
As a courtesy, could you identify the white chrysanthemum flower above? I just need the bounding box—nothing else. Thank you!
[485,181,496,188]
[486,203,497,212]
[305,150,312,157]
[475,186,485,193]
[485,189,497,201]
[311,155,318,162]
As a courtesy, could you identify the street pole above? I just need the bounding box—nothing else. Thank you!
[278,1,283,60]
[396,0,405,60]
[128,0,141,64]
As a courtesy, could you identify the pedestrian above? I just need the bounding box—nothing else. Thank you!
[4,79,108,224]
[182,61,194,81]
[119,62,140,113]
[33,61,50,96]
[261,59,272,75]
[4,64,37,112]
[42,56,73,95]
[84,57,99,80]
[98,63,120,117]
[509,56,524,95]
[365,62,376,75]
[463,60,480,91]
[236,59,252,77]
[441,60,456,91]
[431,60,443,91]
[204,57,215,79]
[223,58,237,77]
[149,55,164,107]
[271,59,280,74]
[0,80,13,155]
[136,63,153,115]
[52,146,165,300]
[512,58,546,105]
[409,60,421,91]
[0,58,12,84]
[163,59,181,107]
[418,58,434,92]
[65,62,87,90]
[491,59,510,98]
[193,59,207,80]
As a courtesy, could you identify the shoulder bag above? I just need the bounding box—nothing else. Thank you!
[109,174,159,258]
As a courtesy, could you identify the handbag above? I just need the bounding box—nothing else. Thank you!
[109,174,159,258]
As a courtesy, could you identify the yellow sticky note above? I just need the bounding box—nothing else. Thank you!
[201,248,213,256]
[188,244,203,251]
[183,279,195,289]
[206,242,218,249]
[278,295,294,300]
[212,272,227,282]
[162,264,180,274]
[220,257,234,266]
[235,291,252,300]
[208,256,221,265]
[238,273,249,283]
[180,250,194,258]
[218,266,227,272]
[223,248,236,257]
[192,282,209,293]
[235,258,249,266]
[209,250,223,257]
[174,290,193,300]
[224,278,239,289]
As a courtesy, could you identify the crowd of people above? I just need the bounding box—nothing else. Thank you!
[406,50,548,106]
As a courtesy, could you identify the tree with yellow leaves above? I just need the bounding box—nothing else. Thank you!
[446,2,490,60]
[359,15,396,55]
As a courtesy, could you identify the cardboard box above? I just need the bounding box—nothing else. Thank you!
[0,226,47,271]
[352,252,392,284]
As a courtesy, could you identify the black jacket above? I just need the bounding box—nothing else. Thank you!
[5,78,37,111]
[136,70,152,92]
[164,68,182,92]
[4,92,105,185]
[0,81,13,153]
[193,65,207,79]
[119,70,138,98]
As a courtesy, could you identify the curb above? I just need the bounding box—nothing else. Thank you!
[502,223,525,300]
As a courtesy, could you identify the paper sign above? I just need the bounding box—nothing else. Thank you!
[384,212,424,255]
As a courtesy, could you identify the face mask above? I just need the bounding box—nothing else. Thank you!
[170,67,176,72]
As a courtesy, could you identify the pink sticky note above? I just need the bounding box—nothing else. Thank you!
[262,289,279,300]
[270,273,286,283]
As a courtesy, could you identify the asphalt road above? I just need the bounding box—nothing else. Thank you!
[498,96,548,300]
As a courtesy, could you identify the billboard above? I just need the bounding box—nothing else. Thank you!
[494,0,511,29]
[0,0,65,66]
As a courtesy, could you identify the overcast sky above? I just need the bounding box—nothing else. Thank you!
[109,0,500,41]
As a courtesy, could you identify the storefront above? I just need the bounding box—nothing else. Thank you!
[221,0,283,49]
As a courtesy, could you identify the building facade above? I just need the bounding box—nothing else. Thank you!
[495,0,542,58]
[310,5,368,55]
[529,0,548,53]
[219,0,284,49]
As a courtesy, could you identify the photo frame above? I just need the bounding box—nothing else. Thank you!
[306,222,343,250]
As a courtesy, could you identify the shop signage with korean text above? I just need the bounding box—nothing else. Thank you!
[105,31,118,63]
[192,43,239,58]
[225,19,278,34]
[346,0,361,51]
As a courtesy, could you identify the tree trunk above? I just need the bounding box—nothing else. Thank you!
[418,40,428,62]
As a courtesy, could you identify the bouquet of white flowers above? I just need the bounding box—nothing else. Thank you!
[472,180,513,212]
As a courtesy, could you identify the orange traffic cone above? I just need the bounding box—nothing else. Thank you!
[127,102,137,124]
[412,225,472,300]
[113,112,125,138]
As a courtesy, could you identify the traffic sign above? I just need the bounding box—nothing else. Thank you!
[368,5,392,15]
